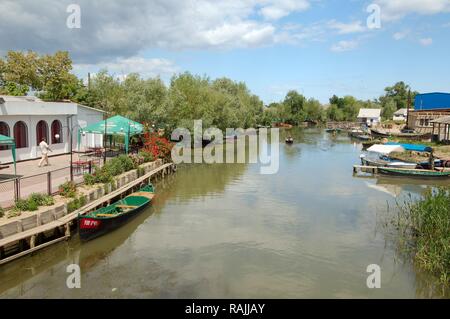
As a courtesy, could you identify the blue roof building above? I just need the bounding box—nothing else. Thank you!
[414,93,450,111]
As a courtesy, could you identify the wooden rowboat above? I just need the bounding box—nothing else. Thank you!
[79,184,155,241]
[377,167,450,179]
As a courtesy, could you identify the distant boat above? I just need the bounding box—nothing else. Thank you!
[326,128,342,133]
[355,134,372,141]
[377,167,450,179]
[79,184,155,241]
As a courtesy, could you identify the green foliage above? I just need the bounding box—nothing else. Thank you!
[67,195,87,213]
[138,150,154,163]
[58,181,77,198]
[13,193,54,212]
[83,173,96,186]
[396,188,450,285]
[0,207,4,218]
[379,81,418,111]
[0,50,79,101]
[83,155,138,186]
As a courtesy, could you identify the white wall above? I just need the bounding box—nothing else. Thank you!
[0,105,104,163]
[74,106,104,151]
[0,115,69,163]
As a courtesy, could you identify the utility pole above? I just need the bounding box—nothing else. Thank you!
[406,89,411,129]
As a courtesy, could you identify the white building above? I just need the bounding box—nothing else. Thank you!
[0,96,105,163]
[357,108,381,127]
[393,108,411,122]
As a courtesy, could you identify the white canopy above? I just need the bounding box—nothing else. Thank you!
[367,144,405,155]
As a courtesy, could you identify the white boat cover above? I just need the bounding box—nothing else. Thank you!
[366,144,405,155]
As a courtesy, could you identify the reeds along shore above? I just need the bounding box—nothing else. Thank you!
[395,188,450,285]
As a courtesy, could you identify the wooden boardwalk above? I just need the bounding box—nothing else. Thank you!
[0,162,175,265]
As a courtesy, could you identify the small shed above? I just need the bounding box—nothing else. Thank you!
[393,108,412,122]
[431,116,450,143]
[357,109,381,127]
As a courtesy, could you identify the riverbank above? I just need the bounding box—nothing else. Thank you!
[0,159,176,265]
[394,187,450,286]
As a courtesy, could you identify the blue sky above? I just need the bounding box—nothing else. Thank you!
[2,0,450,104]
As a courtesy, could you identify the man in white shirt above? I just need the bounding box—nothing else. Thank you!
[38,138,52,167]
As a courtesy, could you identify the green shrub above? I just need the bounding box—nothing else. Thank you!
[0,207,4,218]
[139,150,154,163]
[29,193,54,206]
[67,195,88,213]
[13,193,54,212]
[84,173,96,185]
[59,181,77,198]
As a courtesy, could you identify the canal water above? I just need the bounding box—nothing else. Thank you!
[1,128,448,298]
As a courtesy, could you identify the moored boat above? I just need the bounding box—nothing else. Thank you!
[285,137,294,144]
[361,156,418,169]
[370,129,432,140]
[79,184,155,241]
[377,167,450,179]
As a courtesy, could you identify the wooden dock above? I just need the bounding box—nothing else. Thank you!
[353,165,379,175]
[0,162,176,265]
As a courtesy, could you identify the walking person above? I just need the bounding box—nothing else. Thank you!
[38,137,52,167]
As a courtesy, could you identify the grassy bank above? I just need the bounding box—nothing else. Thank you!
[395,188,450,285]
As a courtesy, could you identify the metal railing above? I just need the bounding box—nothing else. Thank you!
[0,161,95,209]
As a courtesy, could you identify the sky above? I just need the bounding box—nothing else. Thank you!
[0,0,449,104]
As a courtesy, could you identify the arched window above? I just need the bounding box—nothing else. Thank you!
[36,120,48,145]
[0,122,10,150]
[14,121,28,149]
[51,120,63,144]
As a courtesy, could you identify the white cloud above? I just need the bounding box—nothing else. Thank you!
[393,30,409,40]
[0,0,312,64]
[331,40,358,52]
[419,37,433,46]
[328,20,366,34]
[374,0,450,21]
[74,57,178,80]
[259,0,310,20]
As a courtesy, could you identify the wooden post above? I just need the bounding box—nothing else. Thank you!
[30,235,36,248]
[65,223,71,238]
[47,171,52,195]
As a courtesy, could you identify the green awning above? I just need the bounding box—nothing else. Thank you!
[78,115,144,154]
[0,134,17,177]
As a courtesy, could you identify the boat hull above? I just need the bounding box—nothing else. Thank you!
[377,167,450,179]
[361,158,418,169]
[79,201,150,241]
[370,129,431,140]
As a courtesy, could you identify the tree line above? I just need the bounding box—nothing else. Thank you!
[0,50,419,129]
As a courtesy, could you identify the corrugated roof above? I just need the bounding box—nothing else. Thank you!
[357,108,381,118]
[415,92,450,111]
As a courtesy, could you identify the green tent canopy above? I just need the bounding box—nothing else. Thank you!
[78,115,144,154]
[0,134,17,176]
